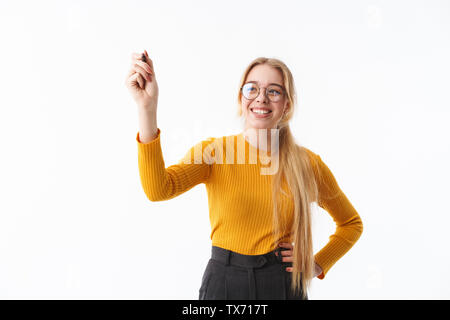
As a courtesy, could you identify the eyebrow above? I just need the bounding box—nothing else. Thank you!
[245,80,284,88]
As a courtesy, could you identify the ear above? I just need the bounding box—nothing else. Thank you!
[283,101,290,113]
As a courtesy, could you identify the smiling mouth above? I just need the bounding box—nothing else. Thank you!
[250,108,272,115]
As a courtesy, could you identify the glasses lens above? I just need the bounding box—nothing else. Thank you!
[242,83,283,102]
[242,83,258,100]
[267,85,283,102]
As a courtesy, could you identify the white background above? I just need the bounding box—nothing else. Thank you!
[0,0,449,299]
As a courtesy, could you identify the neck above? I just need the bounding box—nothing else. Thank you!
[243,127,279,154]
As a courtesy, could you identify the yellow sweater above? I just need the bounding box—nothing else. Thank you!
[136,128,363,279]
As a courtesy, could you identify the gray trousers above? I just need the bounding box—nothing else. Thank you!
[198,246,307,300]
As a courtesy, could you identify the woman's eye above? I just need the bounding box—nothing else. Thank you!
[269,89,280,95]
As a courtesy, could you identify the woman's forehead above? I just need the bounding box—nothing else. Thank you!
[246,65,283,86]
[245,80,284,88]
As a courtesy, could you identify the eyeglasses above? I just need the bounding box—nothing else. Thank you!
[240,82,285,102]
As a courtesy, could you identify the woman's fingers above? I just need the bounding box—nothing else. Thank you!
[275,249,292,257]
[276,242,295,271]
[280,255,293,263]
[278,242,293,249]
[135,60,153,75]
[126,53,152,84]
[131,63,151,82]
[143,50,154,71]
[126,72,141,89]
[275,242,294,263]
[130,53,154,78]
[136,73,145,89]
[132,52,155,74]
[127,53,150,81]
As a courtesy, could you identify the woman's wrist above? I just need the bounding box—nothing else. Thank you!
[314,262,323,277]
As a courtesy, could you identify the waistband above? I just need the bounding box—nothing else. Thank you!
[211,245,284,268]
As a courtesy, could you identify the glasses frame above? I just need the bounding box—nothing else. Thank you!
[240,82,286,102]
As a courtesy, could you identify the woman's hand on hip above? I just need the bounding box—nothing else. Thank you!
[276,242,323,277]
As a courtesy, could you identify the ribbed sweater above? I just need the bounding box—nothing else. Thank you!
[136,128,363,279]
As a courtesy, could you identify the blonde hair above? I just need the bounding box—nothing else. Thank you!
[236,57,320,298]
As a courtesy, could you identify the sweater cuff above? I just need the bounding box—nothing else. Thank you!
[314,254,331,280]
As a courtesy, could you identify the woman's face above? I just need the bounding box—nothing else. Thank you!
[241,64,289,131]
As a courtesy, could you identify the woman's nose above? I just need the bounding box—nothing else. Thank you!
[256,88,268,103]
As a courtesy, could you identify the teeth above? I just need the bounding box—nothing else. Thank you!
[252,109,270,114]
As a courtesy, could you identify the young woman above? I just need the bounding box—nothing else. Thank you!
[125,50,363,300]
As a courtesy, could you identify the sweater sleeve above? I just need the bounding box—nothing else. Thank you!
[136,128,213,202]
[308,151,364,280]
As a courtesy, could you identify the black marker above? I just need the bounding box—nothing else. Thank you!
[140,53,147,88]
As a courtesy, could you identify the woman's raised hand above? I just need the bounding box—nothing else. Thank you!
[125,50,159,111]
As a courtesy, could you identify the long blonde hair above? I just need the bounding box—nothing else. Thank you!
[236,57,320,298]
